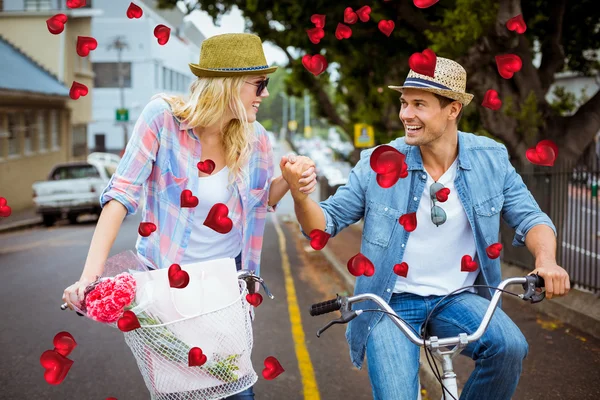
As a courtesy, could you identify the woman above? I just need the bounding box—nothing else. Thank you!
[62,33,317,399]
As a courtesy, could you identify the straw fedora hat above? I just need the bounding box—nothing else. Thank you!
[388,57,474,106]
[189,33,278,78]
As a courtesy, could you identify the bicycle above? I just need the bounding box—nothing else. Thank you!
[309,274,546,400]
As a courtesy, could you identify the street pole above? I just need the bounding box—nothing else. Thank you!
[304,90,310,138]
[108,36,129,152]
[280,93,288,142]
[290,96,296,140]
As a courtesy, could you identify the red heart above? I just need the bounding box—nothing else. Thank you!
[302,54,328,76]
[369,145,408,188]
[46,14,68,35]
[461,255,478,272]
[0,197,12,217]
[306,27,325,44]
[39,349,74,385]
[76,36,97,57]
[69,81,88,100]
[262,356,285,380]
[378,20,395,37]
[246,293,263,307]
[138,222,157,237]
[66,0,85,8]
[343,7,358,24]
[52,331,77,357]
[495,54,522,79]
[117,311,141,332]
[356,6,371,22]
[188,347,207,367]
[393,262,409,278]
[126,2,143,19]
[435,187,450,202]
[413,0,439,8]
[309,229,331,250]
[409,49,437,77]
[154,24,171,46]
[180,189,199,208]
[506,14,526,34]
[310,14,326,29]
[168,264,190,289]
[347,253,375,277]
[486,243,503,259]
[335,23,352,40]
[526,139,558,167]
[197,159,216,175]
[399,213,417,232]
[204,203,233,234]
[482,89,502,111]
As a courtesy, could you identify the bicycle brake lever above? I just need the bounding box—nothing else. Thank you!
[521,274,546,304]
[316,310,361,338]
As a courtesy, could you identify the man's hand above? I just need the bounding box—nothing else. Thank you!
[280,154,317,201]
[531,260,570,299]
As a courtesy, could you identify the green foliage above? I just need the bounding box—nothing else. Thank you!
[549,86,591,116]
[503,91,543,144]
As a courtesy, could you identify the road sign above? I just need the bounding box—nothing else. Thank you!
[304,125,312,138]
[116,108,129,122]
[288,120,298,132]
[354,123,374,148]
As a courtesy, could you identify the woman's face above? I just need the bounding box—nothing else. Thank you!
[241,75,270,123]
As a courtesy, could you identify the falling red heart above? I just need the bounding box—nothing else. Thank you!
[393,262,409,278]
[204,203,233,234]
[356,6,372,22]
[409,49,437,77]
[335,23,352,40]
[180,189,199,208]
[343,7,358,24]
[413,0,439,8]
[309,229,331,251]
[188,347,207,367]
[40,349,74,385]
[66,0,86,8]
[506,14,526,34]
[482,89,502,111]
[246,293,263,307]
[117,311,141,332]
[310,14,326,28]
[0,197,12,217]
[369,145,408,188]
[52,332,77,358]
[197,159,216,175]
[302,54,328,76]
[378,20,395,37]
[495,54,522,79]
[399,213,417,232]
[46,14,68,35]
[435,187,451,202]
[154,24,171,45]
[138,222,157,237]
[126,2,143,19]
[486,243,503,259]
[76,36,97,57]
[69,81,88,100]
[461,255,478,272]
[262,356,285,380]
[526,139,558,166]
[168,264,190,289]
[347,253,375,277]
[307,27,325,44]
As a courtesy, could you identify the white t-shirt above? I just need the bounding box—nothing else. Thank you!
[393,157,478,296]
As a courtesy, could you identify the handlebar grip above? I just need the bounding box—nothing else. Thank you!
[533,274,545,288]
[309,296,342,316]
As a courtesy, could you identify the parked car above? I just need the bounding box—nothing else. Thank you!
[32,161,111,227]
[87,152,121,175]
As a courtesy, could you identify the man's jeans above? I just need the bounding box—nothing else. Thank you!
[366,291,528,400]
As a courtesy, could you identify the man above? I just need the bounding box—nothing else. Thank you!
[282,57,570,399]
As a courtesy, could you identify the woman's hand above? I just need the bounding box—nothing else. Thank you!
[281,154,318,195]
[62,277,92,310]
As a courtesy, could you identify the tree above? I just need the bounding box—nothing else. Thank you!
[159,0,600,167]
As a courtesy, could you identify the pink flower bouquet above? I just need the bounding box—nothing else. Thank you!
[84,272,137,323]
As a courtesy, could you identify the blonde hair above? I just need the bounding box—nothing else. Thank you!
[156,76,257,189]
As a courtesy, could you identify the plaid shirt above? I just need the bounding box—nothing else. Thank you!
[99,98,277,275]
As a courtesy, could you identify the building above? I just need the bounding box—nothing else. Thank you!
[88,0,204,153]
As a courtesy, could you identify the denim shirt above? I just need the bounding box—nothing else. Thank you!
[301,131,556,369]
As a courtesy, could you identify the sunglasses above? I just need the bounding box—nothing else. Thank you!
[430,182,447,227]
[245,78,269,96]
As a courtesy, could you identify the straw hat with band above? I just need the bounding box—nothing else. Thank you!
[189,33,278,78]
[388,57,474,106]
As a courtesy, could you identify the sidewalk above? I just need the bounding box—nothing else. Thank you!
[0,206,42,233]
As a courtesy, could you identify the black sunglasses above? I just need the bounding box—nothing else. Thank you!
[430,182,447,227]
[245,78,269,96]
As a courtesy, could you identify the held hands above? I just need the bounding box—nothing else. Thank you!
[280,154,318,200]
[531,259,570,299]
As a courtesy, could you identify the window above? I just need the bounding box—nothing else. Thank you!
[50,110,60,149]
[51,164,101,180]
[38,111,47,151]
[7,113,19,156]
[24,0,51,11]
[24,110,35,153]
[72,125,87,157]
[77,55,91,73]
[92,62,132,88]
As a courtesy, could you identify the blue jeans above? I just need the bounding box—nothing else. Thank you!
[365,291,528,400]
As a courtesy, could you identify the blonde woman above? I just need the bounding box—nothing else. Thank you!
[62,33,317,399]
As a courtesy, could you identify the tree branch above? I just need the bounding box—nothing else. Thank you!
[396,0,442,33]
[556,88,600,161]
[538,0,567,92]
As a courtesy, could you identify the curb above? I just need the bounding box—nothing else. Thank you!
[0,217,42,234]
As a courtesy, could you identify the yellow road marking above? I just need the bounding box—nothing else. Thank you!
[272,214,321,400]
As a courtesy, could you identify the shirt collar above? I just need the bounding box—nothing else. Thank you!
[403,131,471,171]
